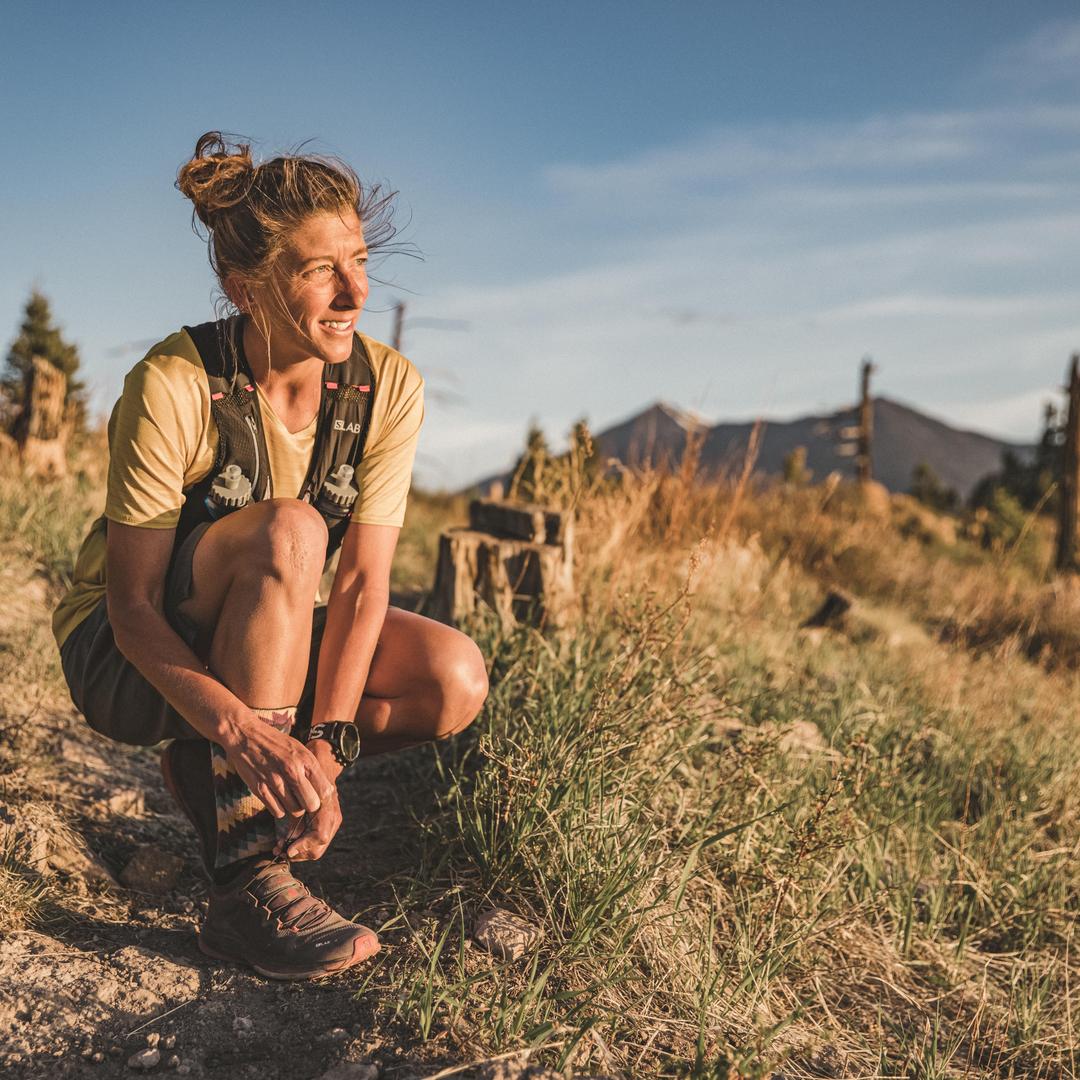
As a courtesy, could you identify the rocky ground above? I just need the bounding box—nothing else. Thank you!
[0,561,584,1080]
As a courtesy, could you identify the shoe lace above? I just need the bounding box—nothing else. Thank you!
[246,859,347,935]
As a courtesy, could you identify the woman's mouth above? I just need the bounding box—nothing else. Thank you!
[319,319,355,335]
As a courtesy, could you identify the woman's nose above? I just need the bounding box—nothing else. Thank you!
[335,266,367,307]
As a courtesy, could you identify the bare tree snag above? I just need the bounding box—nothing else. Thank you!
[13,356,69,477]
[431,500,575,630]
[1057,353,1080,573]
[857,356,875,486]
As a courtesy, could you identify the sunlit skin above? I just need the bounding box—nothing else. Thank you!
[107,206,488,865]
[234,210,371,431]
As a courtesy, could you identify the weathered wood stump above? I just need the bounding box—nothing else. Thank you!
[430,499,575,630]
[12,356,69,477]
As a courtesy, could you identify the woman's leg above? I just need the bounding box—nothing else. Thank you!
[345,606,490,755]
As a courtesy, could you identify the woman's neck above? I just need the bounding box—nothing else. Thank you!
[241,317,323,397]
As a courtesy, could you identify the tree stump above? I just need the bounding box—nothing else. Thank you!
[12,356,69,477]
[430,499,574,630]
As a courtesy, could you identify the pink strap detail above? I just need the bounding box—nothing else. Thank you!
[210,391,225,401]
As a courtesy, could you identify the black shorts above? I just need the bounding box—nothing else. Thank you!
[59,522,327,747]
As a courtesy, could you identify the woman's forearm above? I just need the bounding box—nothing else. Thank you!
[310,583,390,730]
[109,597,253,748]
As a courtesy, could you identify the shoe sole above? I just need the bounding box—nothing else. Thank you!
[197,926,380,981]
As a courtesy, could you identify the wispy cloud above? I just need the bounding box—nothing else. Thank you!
[989,17,1080,89]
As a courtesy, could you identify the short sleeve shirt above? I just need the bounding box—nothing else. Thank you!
[52,328,424,648]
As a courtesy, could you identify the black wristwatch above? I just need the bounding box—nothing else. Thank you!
[307,722,361,768]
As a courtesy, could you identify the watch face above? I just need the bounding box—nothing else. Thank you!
[339,723,361,763]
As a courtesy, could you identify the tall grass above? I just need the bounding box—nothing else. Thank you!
[356,449,1080,1076]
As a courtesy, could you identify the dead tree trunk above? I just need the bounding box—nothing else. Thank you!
[1057,353,1080,573]
[13,356,69,477]
[430,499,575,630]
[857,356,875,485]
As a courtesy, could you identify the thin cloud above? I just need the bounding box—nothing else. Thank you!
[988,16,1080,89]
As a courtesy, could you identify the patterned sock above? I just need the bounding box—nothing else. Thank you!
[211,705,297,872]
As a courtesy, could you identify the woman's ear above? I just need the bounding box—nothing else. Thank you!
[224,274,256,312]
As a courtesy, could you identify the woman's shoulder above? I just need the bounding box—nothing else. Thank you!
[356,333,424,393]
[124,327,208,388]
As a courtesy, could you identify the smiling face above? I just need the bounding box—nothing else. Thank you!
[243,209,369,367]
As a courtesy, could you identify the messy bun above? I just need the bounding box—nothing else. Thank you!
[175,131,257,228]
[175,131,406,311]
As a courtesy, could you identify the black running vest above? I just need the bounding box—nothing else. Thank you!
[173,316,376,560]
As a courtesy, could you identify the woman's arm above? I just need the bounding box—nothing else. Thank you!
[311,521,399,732]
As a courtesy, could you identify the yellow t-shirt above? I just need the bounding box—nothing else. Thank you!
[53,327,424,648]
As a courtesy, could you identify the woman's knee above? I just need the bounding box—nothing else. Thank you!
[243,499,328,582]
[432,635,489,738]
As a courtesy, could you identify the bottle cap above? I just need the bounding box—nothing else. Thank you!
[319,464,359,510]
[209,464,252,509]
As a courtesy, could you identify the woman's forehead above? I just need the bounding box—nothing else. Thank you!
[288,210,366,256]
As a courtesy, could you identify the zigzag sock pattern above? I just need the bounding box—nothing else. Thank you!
[212,706,297,870]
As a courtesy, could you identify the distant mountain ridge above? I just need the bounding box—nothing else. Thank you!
[472,397,1034,501]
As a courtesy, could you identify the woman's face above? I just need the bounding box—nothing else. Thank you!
[247,209,369,367]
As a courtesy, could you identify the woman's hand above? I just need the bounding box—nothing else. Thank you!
[273,740,344,861]
[221,714,335,822]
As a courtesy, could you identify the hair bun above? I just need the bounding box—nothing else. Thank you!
[176,131,256,227]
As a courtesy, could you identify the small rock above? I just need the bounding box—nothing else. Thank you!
[127,1047,161,1069]
[177,1066,192,1077]
[322,1026,350,1042]
[233,1015,253,1034]
[120,846,185,894]
[91,1051,105,1064]
[162,1034,177,1050]
[477,1052,531,1080]
[777,719,826,755]
[109,1045,123,1057]
[107,788,146,817]
[145,1032,160,1048]
[472,908,543,961]
[166,1054,181,1068]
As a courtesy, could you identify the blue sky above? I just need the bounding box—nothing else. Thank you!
[2,2,1079,488]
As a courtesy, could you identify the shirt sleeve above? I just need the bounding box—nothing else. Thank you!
[350,358,424,527]
[105,357,204,529]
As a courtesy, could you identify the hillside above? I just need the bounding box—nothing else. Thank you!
[476,398,1033,502]
[1,450,1077,1078]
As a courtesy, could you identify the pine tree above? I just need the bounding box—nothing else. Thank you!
[3,290,83,409]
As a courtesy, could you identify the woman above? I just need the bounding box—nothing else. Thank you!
[52,133,489,980]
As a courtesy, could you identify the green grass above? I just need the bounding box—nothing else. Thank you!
[349,470,1080,1076]
[1,445,1078,1075]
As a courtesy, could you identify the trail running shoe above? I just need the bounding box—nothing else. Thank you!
[197,856,379,980]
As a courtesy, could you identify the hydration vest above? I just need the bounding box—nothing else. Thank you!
[173,316,375,561]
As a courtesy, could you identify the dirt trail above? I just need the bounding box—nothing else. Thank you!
[0,565,474,1080]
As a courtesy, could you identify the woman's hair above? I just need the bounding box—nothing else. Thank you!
[176,131,404,319]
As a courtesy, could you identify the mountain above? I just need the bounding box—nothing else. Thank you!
[594,397,1032,500]
[469,397,1034,501]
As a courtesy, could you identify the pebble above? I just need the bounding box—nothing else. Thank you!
[472,908,544,961]
[177,1066,192,1077]
[166,1054,181,1068]
[233,1015,253,1034]
[127,1047,161,1069]
[323,1026,350,1041]
[145,1032,160,1048]
[91,1051,105,1064]
[163,1033,177,1049]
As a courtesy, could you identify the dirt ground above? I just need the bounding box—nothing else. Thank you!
[0,563,571,1080]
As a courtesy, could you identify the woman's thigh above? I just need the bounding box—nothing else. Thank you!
[298,605,488,747]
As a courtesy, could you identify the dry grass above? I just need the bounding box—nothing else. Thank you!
[0,437,1078,1076]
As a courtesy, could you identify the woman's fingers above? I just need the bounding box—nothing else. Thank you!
[256,782,286,819]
